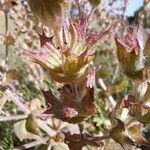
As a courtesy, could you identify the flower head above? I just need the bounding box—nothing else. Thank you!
[115,25,150,81]
[27,15,110,84]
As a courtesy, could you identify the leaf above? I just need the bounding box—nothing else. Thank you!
[14,119,42,141]
[58,85,76,108]
[42,89,64,116]
[26,114,42,136]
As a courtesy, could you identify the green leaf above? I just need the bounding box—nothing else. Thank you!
[26,115,42,136]
[14,119,41,141]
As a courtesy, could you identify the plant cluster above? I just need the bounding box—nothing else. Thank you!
[0,0,150,150]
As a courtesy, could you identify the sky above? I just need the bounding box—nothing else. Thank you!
[124,0,144,16]
[103,0,144,17]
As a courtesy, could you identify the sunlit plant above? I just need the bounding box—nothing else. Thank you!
[0,0,150,149]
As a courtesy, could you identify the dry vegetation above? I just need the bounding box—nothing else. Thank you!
[0,0,150,149]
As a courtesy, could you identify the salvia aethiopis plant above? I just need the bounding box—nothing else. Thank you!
[25,0,150,148]
[1,0,150,149]
[27,0,111,123]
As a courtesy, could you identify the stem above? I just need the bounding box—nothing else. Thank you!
[75,83,80,102]
[0,115,28,122]
[86,133,110,142]
[14,136,49,150]
[56,120,62,130]
[65,132,110,143]
[121,0,126,21]
[99,78,116,108]
[76,0,81,17]
[112,64,119,83]
[5,12,8,37]
[4,11,9,68]
[36,119,57,137]
[78,123,84,139]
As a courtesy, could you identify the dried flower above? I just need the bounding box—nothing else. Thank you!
[115,25,150,81]
[88,0,101,8]
[29,0,69,31]
[27,15,110,84]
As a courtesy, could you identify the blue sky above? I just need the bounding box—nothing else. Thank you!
[125,0,143,16]
[103,0,144,16]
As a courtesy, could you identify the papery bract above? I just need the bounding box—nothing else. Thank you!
[109,118,135,148]
[115,25,150,82]
[27,16,110,85]
[109,95,150,147]
[123,95,150,124]
[29,0,69,31]
[42,83,96,123]
[127,122,150,147]
[144,34,150,66]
